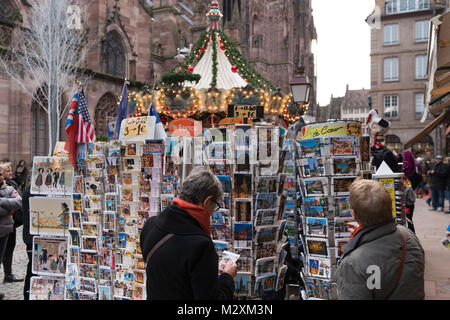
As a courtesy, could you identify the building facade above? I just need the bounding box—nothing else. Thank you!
[340,86,371,136]
[367,0,447,157]
[0,0,317,164]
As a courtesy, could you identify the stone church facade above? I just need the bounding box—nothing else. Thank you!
[0,0,316,163]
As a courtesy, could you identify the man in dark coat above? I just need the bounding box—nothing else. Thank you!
[21,188,37,299]
[370,135,400,173]
[140,168,236,300]
[428,155,448,211]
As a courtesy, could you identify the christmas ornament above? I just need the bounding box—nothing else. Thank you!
[188,65,194,73]
[231,65,238,73]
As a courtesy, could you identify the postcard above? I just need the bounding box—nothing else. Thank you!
[124,142,142,157]
[120,202,137,217]
[275,265,288,292]
[299,138,322,157]
[161,194,174,210]
[84,195,102,210]
[69,246,80,265]
[256,177,277,193]
[212,223,232,242]
[255,257,276,277]
[80,252,98,265]
[106,157,119,176]
[233,174,252,199]
[70,211,81,229]
[235,149,251,173]
[329,137,357,156]
[301,157,325,177]
[123,157,141,171]
[254,242,277,260]
[255,193,278,210]
[74,176,83,194]
[332,177,356,196]
[307,256,332,279]
[100,248,115,268]
[32,237,67,277]
[335,238,349,258]
[143,139,164,154]
[223,193,231,210]
[211,210,230,224]
[235,272,252,296]
[334,197,352,217]
[334,217,354,238]
[255,225,278,244]
[254,273,276,294]
[306,237,329,257]
[31,157,74,195]
[69,229,80,247]
[304,177,328,197]
[233,223,252,247]
[234,200,252,222]
[306,278,333,300]
[86,156,105,170]
[164,155,178,175]
[219,251,240,272]
[87,142,106,156]
[79,263,99,279]
[30,197,72,236]
[218,176,232,194]
[234,248,252,273]
[137,210,149,228]
[64,264,79,300]
[99,266,112,285]
[254,209,277,227]
[114,280,133,299]
[98,285,111,300]
[81,236,98,252]
[122,172,140,187]
[121,187,140,203]
[81,222,98,237]
[30,276,65,300]
[213,240,229,256]
[210,160,232,176]
[133,284,146,300]
[85,209,101,224]
[73,193,82,211]
[80,278,97,294]
[332,157,357,175]
[306,217,328,237]
[304,205,327,218]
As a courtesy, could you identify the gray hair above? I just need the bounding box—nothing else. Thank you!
[179,167,223,205]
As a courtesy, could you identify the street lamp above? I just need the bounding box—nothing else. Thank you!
[290,64,311,107]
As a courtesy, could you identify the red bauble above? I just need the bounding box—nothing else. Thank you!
[220,44,225,50]
[201,45,205,52]
[231,65,238,73]
[196,51,201,56]
[245,79,248,83]
[205,35,210,42]
[188,65,194,73]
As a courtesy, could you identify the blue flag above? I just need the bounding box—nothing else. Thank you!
[149,103,167,140]
[115,84,129,139]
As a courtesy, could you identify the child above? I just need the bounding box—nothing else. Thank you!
[404,178,416,233]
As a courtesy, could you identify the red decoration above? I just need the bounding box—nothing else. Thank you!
[201,45,205,52]
[245,79,248,82]
[188,65,194,73]
[205,35,210,42]
[196,51,200,56]
[231,65,238,73]
[220,44,225,50]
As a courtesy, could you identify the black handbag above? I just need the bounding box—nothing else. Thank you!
[13,209,23,228]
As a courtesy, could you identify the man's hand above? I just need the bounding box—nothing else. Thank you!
[221,261,237,279]
[345,221,360,234]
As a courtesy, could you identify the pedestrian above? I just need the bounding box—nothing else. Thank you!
[404,179,416,233]
[402,150,423,191]
[0,163,24,284]
[21,187,37,300]
[335,179,425,300]
[140,168,237,300]
[415,157,426,198]
[13,160,28,193]
[371,134,400,173]
[428,155,448,211]
[445,157,450,214]
[0,170,22,300]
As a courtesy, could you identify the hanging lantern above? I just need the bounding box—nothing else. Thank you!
[231,65,238,73]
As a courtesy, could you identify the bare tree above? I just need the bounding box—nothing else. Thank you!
[0,0,91,155]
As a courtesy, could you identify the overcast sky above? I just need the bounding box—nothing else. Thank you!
[312,0,373,106]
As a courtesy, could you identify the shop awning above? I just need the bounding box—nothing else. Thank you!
[404,110,449,149]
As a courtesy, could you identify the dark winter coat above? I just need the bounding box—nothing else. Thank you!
[335,220,425,300]
[429,162,448,190]
[371,147,400,173]
[140,204,235,300]
[0,182,22,238]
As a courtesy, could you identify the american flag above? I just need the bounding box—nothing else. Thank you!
[76,90,96,143]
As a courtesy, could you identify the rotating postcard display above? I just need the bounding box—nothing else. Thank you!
[297,121,363,300]
[207,124,289,298]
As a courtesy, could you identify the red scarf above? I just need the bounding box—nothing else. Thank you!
[172,198,211,237]
[349,225,366,240]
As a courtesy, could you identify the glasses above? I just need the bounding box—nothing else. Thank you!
[212,199,223,211]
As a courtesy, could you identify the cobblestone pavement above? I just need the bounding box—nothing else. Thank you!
[0,226,27,300]
[1,197,449,300]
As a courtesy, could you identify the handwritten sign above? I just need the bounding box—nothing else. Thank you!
[119,116,155,141]
[228,105,263,119]
[300,122,362,140]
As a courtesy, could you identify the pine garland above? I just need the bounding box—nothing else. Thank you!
[211,30,218,86]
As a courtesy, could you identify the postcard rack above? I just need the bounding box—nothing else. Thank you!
[296,120,364,300]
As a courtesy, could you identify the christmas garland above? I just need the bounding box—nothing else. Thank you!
[211,30,218,86]
[160,72,201,86]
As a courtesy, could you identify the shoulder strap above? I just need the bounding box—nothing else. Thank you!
[385,229,407,300]
[145,233,174,266]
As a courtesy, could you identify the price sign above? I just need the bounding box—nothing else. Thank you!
[119,116,155,141]
[228,105,263,120]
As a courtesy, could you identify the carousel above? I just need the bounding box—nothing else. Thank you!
[127,0,300,128]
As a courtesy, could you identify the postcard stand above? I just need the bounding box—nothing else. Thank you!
[372,161,406,226]
[296,120,363,300]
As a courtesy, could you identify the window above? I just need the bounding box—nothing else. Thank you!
[384,24,399,44]
[415,20,430,41]
[386,0,430,14]
[105,31,125,77]
[384,95,399,118]
[415,93,425,117]
[415,55,427,79]
[384,58,399,81]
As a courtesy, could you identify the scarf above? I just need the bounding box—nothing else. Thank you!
[349,225,366,240]
[172,198,211,237]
